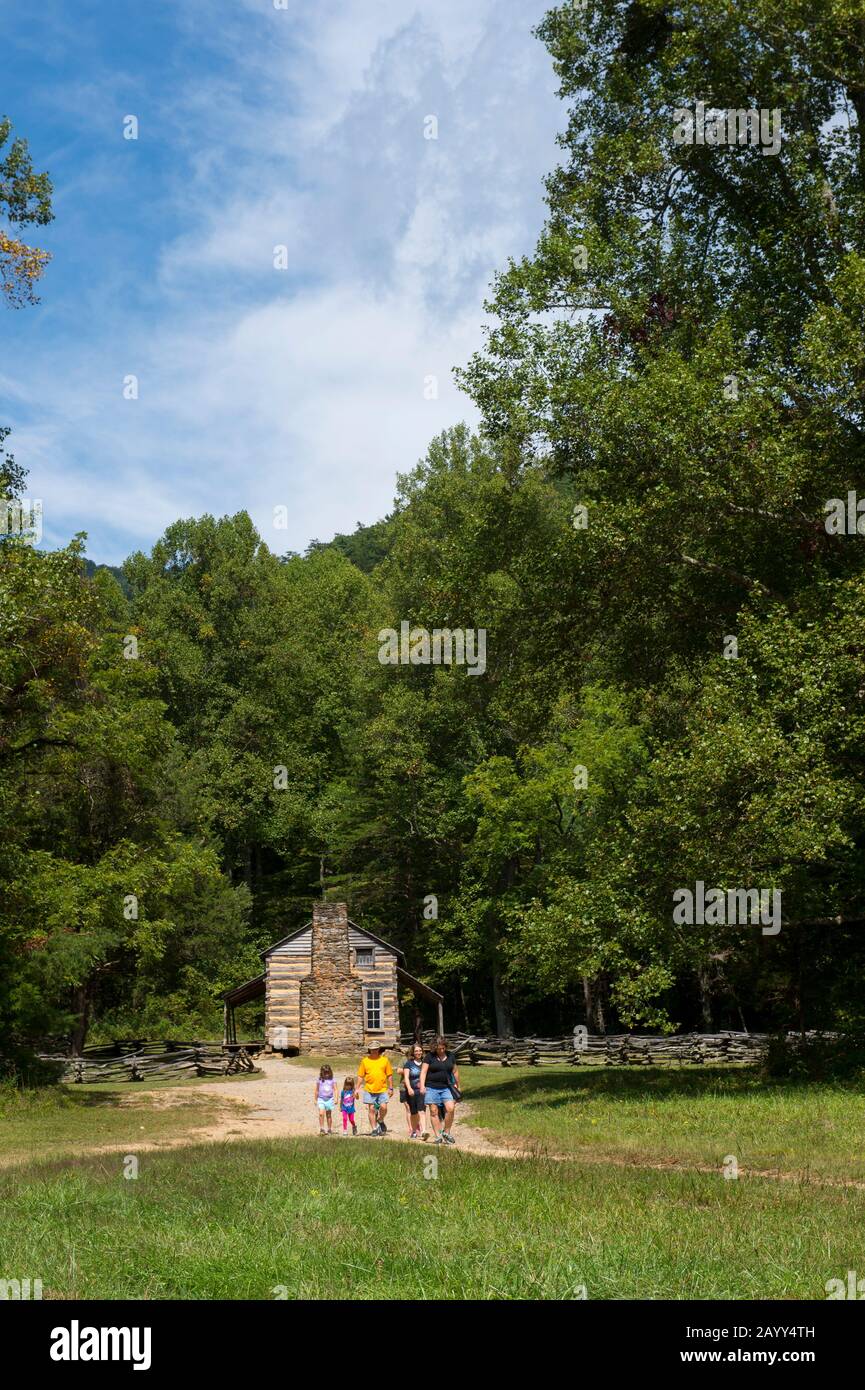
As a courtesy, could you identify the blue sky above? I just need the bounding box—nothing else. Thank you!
[1,0,562,564]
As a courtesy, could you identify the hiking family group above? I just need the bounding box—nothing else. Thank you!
[312,1037,461,1144]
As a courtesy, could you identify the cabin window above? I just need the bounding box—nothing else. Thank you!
[355,948,374,968]
[365,989,382,1030]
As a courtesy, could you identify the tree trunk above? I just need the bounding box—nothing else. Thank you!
[492,968,514,1037]
[697,966,714,1031]
[797,924,807,1038]
[70,982,91,1056]
[583,976,606,1034]
[458,978,471,1033]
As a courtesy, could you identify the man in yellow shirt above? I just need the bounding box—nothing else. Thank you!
[356,1043,393,1135]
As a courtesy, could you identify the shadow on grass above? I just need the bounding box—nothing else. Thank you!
[55,1087,141,1110]
[0,1085,132,1118]
[461,1065,814,1108]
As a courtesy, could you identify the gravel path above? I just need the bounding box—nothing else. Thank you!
[139,1062,865,1188]
[26,1059,862,1189]
[143,1055,519,1158]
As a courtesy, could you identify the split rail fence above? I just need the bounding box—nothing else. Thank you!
[37,1040,260,1084]
[39,1029,817,1080]
[398,1030,794,1066]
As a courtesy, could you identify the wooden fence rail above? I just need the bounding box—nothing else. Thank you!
[397,1030,813,1066]
[38,1038,265,1059]
[37,1045,259,1083]
[38,1030,823,1079]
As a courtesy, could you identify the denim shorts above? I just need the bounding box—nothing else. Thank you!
[362,1090,388,1107]
[423,1086,453,1108]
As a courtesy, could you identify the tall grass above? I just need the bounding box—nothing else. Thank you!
[460,1065,865,1178]
[0,1137,856,1300]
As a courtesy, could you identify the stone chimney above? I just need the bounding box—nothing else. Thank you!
[310,901,352,978]
[299,901,365,1052]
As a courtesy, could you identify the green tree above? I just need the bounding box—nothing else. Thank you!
[0,116,52,307]
[0,540,248,1051]
[453,0,865,1028]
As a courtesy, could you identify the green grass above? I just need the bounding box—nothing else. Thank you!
[459,1064,865,1178]
[0,1080,229,1166]
[0,1136,857,1300]
[2,1064,862,1299]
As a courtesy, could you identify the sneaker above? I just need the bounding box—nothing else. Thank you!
[409,1131,419,1139]
[351,1126,358,1135]
[319,1129,326,1136]
[433,1135,444,1144]
[379,1121,387,1134]
[442,1132,456,1145]
[371,1124,382,1136]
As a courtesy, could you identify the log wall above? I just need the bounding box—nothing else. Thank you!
[266,919,399,1050]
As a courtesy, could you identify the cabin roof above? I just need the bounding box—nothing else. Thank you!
[220,973,266,1005]
[397,965,443,1004]
[221,919,425,1007]
[222,962,443,1008]
[260,919,405,963]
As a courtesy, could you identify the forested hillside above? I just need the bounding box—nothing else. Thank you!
[3,0,865,1053]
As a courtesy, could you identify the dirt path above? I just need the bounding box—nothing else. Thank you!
[22,1058,865,1192]
[136,1059,865,1190]
[135,1056,519,1159]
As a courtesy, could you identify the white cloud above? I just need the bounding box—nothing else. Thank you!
[8,0,562,563]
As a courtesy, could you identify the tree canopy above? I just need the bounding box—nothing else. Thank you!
[4,2,865,1052]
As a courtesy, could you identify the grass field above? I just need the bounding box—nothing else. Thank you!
[296,1054,865,1179]
[1,1136,860,1300]
[0,1077,237,1166]
[1,1065,861,1299]
[459,1065,865,1179]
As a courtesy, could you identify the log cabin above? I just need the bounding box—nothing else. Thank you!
[221,900,443,1053]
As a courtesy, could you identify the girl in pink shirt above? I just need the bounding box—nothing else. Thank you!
[314,1064,336,1134]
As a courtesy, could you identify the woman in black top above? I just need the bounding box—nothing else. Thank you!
[399,1042,427,1139]
[419,1036,460,1145]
